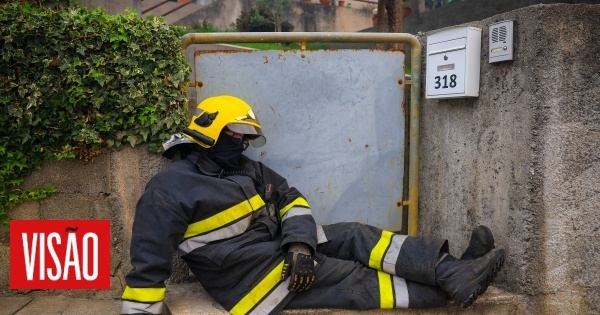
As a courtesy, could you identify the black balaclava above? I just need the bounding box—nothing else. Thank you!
[209,131,247,170]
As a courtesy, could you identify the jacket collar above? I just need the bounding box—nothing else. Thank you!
[186,151,222,176]
[187,150,252,176]
[187,150,256,178]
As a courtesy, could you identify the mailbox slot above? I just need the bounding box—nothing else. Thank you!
[428,38,466,54]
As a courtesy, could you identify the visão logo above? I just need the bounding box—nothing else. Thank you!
[10,220,110,290]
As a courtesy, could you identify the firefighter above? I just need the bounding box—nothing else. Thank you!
[121,95,505,314]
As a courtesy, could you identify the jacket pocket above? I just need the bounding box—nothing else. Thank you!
[205,230,263,265]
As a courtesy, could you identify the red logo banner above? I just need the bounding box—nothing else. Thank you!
[10,220,111,290]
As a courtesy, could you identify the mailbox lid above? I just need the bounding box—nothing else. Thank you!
[428,26,477,45]
[428,37,467,55]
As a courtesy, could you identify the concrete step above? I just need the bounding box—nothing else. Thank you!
[141,0,208,25]
[0,283,528,315]
[142,0,179,15]
[164,283,530,315]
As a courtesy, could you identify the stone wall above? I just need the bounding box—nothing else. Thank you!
[0,146,170,297]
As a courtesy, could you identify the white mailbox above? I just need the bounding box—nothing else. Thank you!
[426,26,481,99]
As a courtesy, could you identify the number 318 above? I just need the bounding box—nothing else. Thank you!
[434,74,457,89]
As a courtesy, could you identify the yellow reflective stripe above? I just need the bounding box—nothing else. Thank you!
[184,194,265,239]
[230,260,285,315]
[279,197,310,218]
[377,271,395,309]
[121,286,166,303]
[369,230,394,270]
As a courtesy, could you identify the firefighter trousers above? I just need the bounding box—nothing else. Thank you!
[286,222,449,309]
[186,221,449,313]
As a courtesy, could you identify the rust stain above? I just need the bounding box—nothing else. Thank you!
[197,81,203,88]
[263,56,269,64]
[365,144,369,148]
[401,97,406,116]
[348,138,352,142]
[260,151,265,157]
[398,78,403,85]
[358,49,406,54]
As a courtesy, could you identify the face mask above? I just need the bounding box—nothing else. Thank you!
[210,132,247,170]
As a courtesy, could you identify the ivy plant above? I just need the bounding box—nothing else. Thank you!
[0,2,190,223]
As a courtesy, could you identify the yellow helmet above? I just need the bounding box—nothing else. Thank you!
[182,95,266,149]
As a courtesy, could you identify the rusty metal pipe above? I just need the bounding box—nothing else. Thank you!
[408,40,421,237]
[181,32,422,236]
[181,32,420,50]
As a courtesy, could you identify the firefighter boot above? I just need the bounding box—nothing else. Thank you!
[460,225,495,260]
[435,248,506,308]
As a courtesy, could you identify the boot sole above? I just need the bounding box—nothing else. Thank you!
[459,249,506,308]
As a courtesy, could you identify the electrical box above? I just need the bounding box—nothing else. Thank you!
[426,26,482,99]
[489,20,514,63]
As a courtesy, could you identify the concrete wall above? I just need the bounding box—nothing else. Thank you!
[404,0,600,34]
[417,3,600,314]
[290,1,372,32]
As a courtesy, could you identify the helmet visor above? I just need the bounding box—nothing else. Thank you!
[227,123,266,148]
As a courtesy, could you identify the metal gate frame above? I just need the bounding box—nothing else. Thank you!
[181,32,422,236]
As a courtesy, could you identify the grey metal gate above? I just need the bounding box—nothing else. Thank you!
[183,33,422,235]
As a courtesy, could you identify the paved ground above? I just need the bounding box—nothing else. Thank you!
[0,285,527,315]
[0,296,121,315]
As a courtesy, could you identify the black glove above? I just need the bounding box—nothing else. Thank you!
[281,243,315,291]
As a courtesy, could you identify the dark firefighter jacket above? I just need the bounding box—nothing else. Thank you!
[121,150,318,314]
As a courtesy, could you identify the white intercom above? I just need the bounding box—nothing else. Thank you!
[426,26,482,99]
